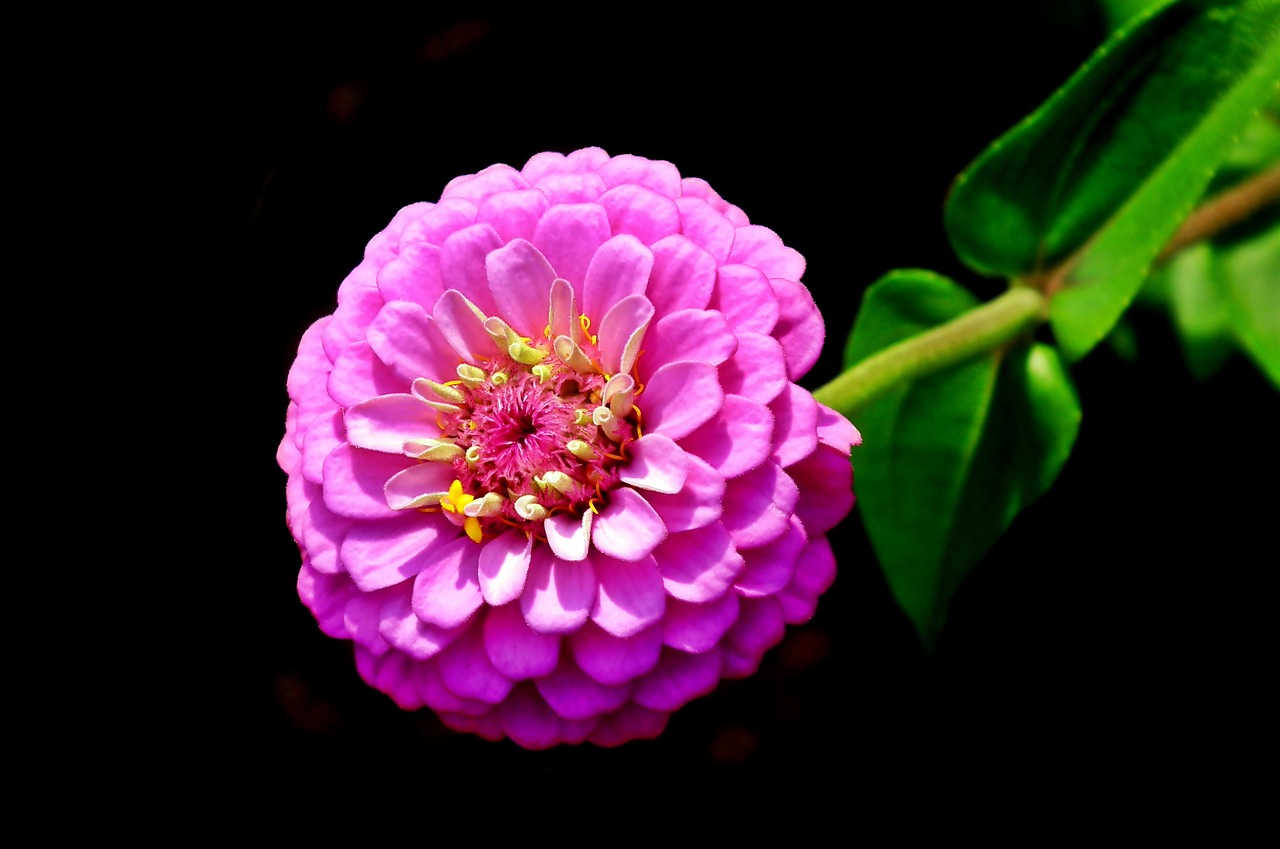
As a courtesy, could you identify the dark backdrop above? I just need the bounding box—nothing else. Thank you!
[217,5,1275,794]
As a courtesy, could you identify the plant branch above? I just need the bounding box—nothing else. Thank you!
[1158,161,1280,261]
[812,288,1046,419]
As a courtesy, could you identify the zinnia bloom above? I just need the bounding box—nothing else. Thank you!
[278,147,860,748]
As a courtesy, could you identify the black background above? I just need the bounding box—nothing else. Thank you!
[214,4,1275,797]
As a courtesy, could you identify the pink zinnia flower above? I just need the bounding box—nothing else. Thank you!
[277,147,860,748]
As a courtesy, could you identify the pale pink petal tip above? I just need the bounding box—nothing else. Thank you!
[279,146,858,749]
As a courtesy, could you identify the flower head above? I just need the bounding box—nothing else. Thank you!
[278,147,861,748]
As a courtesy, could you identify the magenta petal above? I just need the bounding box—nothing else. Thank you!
[721,462,800,549]
[653,523,745,603]
[520,545,597,633]
[679,394,775,479]
[354,647,423,710]
[344,394,437,455]
[482,602,561,679]
[322,285,384,363]
[662,592,741,653]
[675,197,734,263]
[777,536,838,625]
[439,223,503,315]
[597,153,681,195]
[340,515,450,591]
[321,444,412,520]
[376,241,443,309]
[591,488,667,562]
[712,264,780,335]
[298,563,357,638]
[378,584,464,660]
[619,433,689,494]
[535,657,632,721]
[643,453,725,532]
[365,300,457,385]
[301,408,343,484]
[734,515,807,597]
[433,289,496,365]
[600,184,680,245]
[647,234,716,315]
[544,511,592,562]
[436,624,515,705]
[641,361,723,440]
[530,172,607,204]
[419,660,492,716]
[410,535,484,629]
[597,293,654,377]
[440,163,529,202]
[532,203,611,289]
[721,597,787,679]
[287,475,351,575]
[719,331,788,405]
[568,621,663,686]
[817,402,863,455]
[770,277,825,380]
[632,648,722,712]
[642,308,738,373]
[589,552,665,638]
[383,462,456,510]
[497,684,589,750]
[588,703,669,747]
[727,224,806,281]
[342,590,391,655]
[770,384,820,468]
[487,238,557,338]
[583,234,654,326]
[789,444,856,536]
[477,530,532,606]
[477,189,551,244]
[328,340,402,408]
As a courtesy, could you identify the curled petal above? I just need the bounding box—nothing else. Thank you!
[477,530,533,606]
[589,551,665,638]
[591,488,667,562]
[487,238,557,338]
[520,545,596,634]
[619,433,689,494]
[640,361,723,440]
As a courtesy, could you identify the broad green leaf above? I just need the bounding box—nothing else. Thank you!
[945,0,1280,363]
[1165,244,1238,380]
[1224,222,1280,387]
[1099,0,1177,32]
[845,271,1082,649]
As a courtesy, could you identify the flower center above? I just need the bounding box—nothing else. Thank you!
[409,314,642,543]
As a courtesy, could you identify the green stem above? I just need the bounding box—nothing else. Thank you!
[812,287,1047,418]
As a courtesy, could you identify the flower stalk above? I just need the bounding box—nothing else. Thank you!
[813,287,1047,419]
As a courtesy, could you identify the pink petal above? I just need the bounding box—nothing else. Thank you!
[342,590,391,655]
[433,289,495,366]
[535,656,632,721]
[640,361,723,440]
[600,184,680,245]
[344,393,437,455]
[328,340,403,408]
[532,203,611,288]
[712,264,780,335]
[286,475,351,575]
[619,433,689,494]
[440,163,529,202]
[589,551,665,637]
[679,394,775,479]
[397,197,476,246]
[597,294,654,377]
[298,562,356,638]
[567,621,663,686]
[365,300,457,385]
[340,514,451,591]
[662,592,741,653]
[482,602,561,679]
[642,453,725,532]
[439,223,503,316]
[770,277,825,380]
[646,234,716,315]
[497,684,590,750]
[720,597,786,679]
[788,443,856,537]
[487,238,557,338]
[587,702,669,747]
[675,197,734,263]
[520,545,597,633]
[718,331,788,405]
[301,408,343,484]
[544,511,592,562]
[641,308,738,373]
[477,530,533,606]
[776,536,838,625]
[770,384,820,468]
[410,535,484,629]
[817,402,862,455]
[354,647,423,710]
[321,444,412,520]
[734,515,807,597]
[653,523,744,603]
[632,647,722,712]
[727,224,806,281]
[530,172,607,204]
[376,241,443,309]
[582,234,654,326]
[321,285,384,363]
[591,488,667,562]
[378,584,465,660]
[477,189,551,244]
[721,462,799,550]
[597,153,681,195]
[383,462,456,510]
[435,623,515,704]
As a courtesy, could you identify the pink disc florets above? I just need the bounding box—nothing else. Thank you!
[278,147,861,749]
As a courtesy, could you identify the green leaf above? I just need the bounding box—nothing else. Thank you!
[945,0,1280,362]
[846,271,1082,649]
[1223,221,1280,387]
